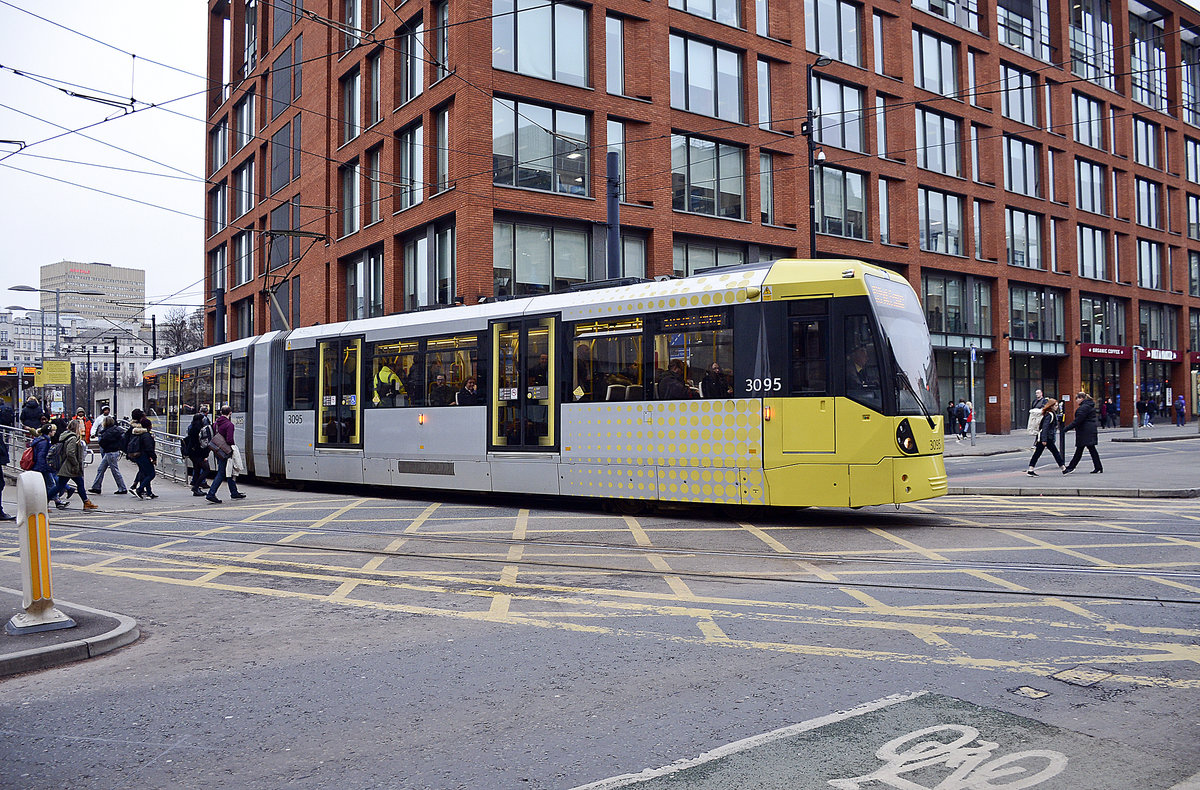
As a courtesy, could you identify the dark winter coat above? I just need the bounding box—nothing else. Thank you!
[1064,397,1099,446]
[19,399,43,430]
[1036,411,1059,444]
[31,436,53,473]
[98,424,126,453]
[57,432,85,478]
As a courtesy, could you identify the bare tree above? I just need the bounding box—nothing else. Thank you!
[160,307,205,357]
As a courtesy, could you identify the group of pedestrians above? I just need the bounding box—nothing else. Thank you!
[1025,389,1103,476]
[945,399,974,440]
[6,397,247,512]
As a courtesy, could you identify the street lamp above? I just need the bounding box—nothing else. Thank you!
[9,285,104,359]
[802,56,834,260]
[1132,345,1145,439]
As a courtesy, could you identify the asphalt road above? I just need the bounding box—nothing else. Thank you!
[2,487,1199,789]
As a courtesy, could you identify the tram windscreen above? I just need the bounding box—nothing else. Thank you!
[864,274,939,414]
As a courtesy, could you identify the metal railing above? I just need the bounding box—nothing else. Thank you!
[0,423,189,485]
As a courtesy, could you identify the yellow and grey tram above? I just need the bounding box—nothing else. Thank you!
[142,259,946,508]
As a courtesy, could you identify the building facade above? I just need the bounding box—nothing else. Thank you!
[39,261,147,323]
[204,0,1200,432]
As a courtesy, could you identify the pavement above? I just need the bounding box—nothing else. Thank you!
[0,422,1196,677]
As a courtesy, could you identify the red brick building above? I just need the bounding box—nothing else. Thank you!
[205,0,1200,432]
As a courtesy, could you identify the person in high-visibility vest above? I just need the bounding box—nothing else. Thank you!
[374,364,402,406]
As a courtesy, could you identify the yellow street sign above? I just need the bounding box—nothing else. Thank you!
[34,360,72,387]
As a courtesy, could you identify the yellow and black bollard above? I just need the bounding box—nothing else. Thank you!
[5,471,75,635]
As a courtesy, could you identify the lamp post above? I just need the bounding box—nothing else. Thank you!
[8,285,104,359]
[1132,345,1145,439]
[801,56,833,260]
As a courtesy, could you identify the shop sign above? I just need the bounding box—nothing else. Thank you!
[1191,352,1200,365]
[1081,343,1130,359]
[1144,348,1181,362]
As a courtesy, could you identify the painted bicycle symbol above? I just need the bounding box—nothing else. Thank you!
[829,724,1067,790]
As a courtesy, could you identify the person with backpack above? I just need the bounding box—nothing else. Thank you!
[123,408,145,494]
[48,420,97,510]
[185,412,213,496]
[29,425,57,499]
[128,417,158,499]
[88,416,129,495]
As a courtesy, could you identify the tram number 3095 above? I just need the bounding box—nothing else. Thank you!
[745,377,783,393]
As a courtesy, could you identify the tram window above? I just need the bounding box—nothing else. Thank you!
[179,369,197,418]
[215,356,231,411]
[790,319,828,394]
[194,364,214,415]
[143,374,161,417]
[425,334,480,407]
[843,315,882,410]
[287,348,317,410]
[570,318,643,402]
[651,311,733,400]
[370,340,419,407]
[230,357,248,413]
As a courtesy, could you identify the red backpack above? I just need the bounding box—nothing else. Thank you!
[19,444,35,471]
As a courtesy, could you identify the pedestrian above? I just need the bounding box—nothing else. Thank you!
[88,416,129,495]
[128,417,158,499]
[0,424,14,521]
[19,396,43,433]
[955,398,969,439]
[206,405,246,504]
[48,420,97,510]
[75,407,92,443]
[124,408,146,493]
[945,401,957,439]
[29,425,57,499]
[1025,398,1066,476]
[1175,394,1187,427]
[90,405,111,443]
[0,401,13,429]
[185,412,213,496]
[1098,398,1108,429]
[1062,391,1103,475]
[1146,398,1157,427]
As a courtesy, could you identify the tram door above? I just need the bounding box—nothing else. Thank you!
[316,337,363,447]
[164,367,180,435]
[491,316,557,449]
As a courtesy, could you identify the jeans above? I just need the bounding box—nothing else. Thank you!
[134,456,156,494]
[90,451,127,492]
[189,456,209,490]
[1029,440,1064,469]
[49,476,89,504]
[207,455,240,498]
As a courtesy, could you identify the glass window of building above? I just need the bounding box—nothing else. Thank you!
[1000,64,1037,126]
[345,246,384,320]
[1006,208,1042,269]
[1129,7,1167,112]
[341,68,361,144]
[344,0,362,47]
[1133,117,1158,168]
[813,76,864,152]
[805,0,861,66]
[1188,139,1200,183]
[671,134,745,219]
[815,166,865,239]
[1080,294,1125,345]
[1136,177,1160,228]
[1004,137,1040,197]
[758,59,772,130]
[1076,158,1105,214]
[1190,309,1200,348]
[918,187,963,255]
[1139,302,1178,349]
[913,0,978,32]
[341,161,360,237]
[758,0,771,36]
[367,51,381,125]
[1073,92,1103,149]
[997,0,1050,60]
[672,240,746,276]
[607,120,626,202]
[670,0,740,27]
[1184,31,1200,127]
[232,231,254,287]
[398,20,425,105]
[621,235,646,279]
[922,272,991,337]
[234,91,255,152]
[210,119,228,173]
[1070,0,1114,90]
[209,245,227,294]
[1137,239,1163,289]
[493,0,587,87]
[366,147,382,224]
[270,122,292,195]
[915,107,960,176]
[913,29,958,96]
[760,152,775,225]
[492,98,588,196]
[1192,252,1200,296]
[243,0,258,70]
[493,221,588,297]
[606,16,624,95]
[233,158,255,217]
[670,35,743,123]
[208,183,227,237]
[432,1,449,80]
[1009,284,1064,342]
[403,224,456,309]
[270,45,293,121]
[1077,225,1108,280]
[398,123,424,211]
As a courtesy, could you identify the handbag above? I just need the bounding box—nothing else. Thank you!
[19,445,35,471]
[1026,408,1042,436]
[209,432,232,461]
[230,445,244,475]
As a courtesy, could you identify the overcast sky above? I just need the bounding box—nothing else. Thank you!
[0,0,208,324]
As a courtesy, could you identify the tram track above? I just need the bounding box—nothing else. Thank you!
[29,512,1200,608]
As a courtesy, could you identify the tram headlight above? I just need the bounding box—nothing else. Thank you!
[896,419,919,455]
